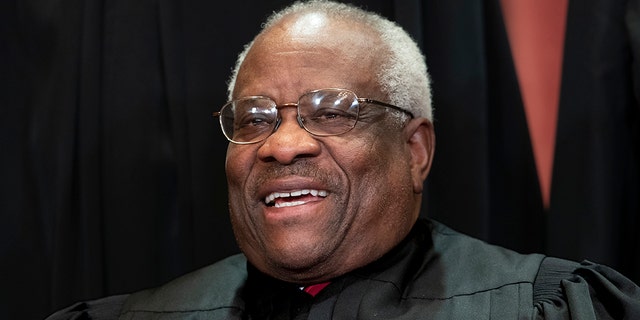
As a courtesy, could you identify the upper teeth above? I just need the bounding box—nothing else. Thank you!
[265,189,328,205]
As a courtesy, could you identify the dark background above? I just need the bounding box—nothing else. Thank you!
[2,0,639,319]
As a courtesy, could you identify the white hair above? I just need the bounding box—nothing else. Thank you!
[226,0,433,121]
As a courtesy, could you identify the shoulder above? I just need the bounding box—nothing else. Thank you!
[420,220,640,318]
[399,219,545,303]
[533,257,640,319]
[426,219,546,290]
[44,254,248,320]
[120,254,248,318]
[44,294,129,320]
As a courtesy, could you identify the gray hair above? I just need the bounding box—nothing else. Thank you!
[226,0,433,121]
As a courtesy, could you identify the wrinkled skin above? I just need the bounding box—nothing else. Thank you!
[225,12,435,285]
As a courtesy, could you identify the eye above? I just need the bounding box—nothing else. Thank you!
[235,112,275,130]
[308,107,357,122]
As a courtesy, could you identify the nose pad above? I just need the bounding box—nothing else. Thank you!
[273,118,282,132]
[271,114,306,135]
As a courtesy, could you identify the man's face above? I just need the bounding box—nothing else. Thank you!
[225,14,427,284]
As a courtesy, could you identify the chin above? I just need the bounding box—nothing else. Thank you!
[272,247,327,269]
[257,248,335,282]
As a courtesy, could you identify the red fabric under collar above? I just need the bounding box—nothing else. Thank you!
[303,282,330,297]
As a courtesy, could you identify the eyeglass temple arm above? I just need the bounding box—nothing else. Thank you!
[359,98,414,118]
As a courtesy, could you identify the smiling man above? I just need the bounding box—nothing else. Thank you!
[223,7,433,286]
[47,1,640,319]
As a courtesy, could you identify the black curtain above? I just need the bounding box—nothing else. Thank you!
[2,0,638,319]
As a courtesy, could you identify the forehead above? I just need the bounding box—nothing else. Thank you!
[233,12,384,99]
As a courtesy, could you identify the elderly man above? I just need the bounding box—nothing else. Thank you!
[48,1,639,319]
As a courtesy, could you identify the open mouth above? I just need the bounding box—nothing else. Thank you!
[265,189,328,208]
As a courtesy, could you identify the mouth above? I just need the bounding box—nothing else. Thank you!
[265,189,329,208]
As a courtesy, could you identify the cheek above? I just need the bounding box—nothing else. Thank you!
[225,146,252,186]
[329,133,416,264]
[225,146,263,254]
[225,146,256,224]
[343,132,406,175]
[367,133,412,192]
[335,135,408,199]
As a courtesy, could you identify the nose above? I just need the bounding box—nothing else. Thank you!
[257,108,321,164]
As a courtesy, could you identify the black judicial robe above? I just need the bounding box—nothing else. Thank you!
[46,219,640,319]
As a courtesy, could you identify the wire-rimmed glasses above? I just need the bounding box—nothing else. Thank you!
[213,88,413,144]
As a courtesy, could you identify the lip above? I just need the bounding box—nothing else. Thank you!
[257,177,330,203]
[257,177,331,220]
[265,189,328,206]
[262,197,326,223]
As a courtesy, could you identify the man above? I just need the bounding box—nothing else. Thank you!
[48,1,640,319]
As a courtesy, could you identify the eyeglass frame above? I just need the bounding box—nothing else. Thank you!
[212,88,414,145]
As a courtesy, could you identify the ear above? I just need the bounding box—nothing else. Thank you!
[404,118,435,194]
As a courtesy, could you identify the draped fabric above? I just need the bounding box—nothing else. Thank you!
[1,0,638,319]
[500,0,568,209]
[421,0,640,280]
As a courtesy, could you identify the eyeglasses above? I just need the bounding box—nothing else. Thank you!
[213,88,413,144]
